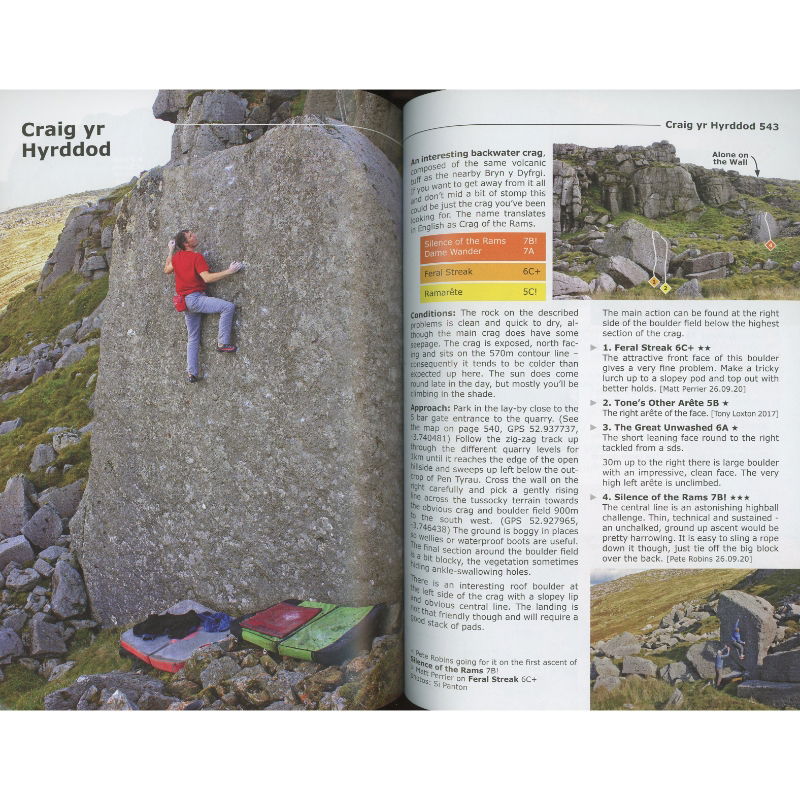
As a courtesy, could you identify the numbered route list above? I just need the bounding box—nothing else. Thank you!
[419,232,546,303]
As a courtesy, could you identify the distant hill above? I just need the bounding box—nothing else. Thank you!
[0,188,111,309]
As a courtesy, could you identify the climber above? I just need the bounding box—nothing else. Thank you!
[714,644,730,688]
[730,618,746,661]
[164,230,243,383]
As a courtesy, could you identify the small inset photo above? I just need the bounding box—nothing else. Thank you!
[590,569,800,710]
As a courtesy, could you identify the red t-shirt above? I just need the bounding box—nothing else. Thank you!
[172,250,209,295]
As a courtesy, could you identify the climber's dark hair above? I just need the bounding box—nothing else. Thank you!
[175,230,192,250]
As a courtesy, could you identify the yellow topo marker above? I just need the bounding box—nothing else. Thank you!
[649,276,661,288]
[660,283,672,294]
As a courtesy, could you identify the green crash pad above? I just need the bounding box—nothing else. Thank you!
[236,601,385,665]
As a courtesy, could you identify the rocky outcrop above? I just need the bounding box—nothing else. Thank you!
[717,590,777,676]
[680,251,733,281]
[74,116,402,625]
[750,211,777,243]
[37,185,131,294]
[596,255,649,288]
[44,626,402,710]
[736,680,800,709]
[596,219,672,275]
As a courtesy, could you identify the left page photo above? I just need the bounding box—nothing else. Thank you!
[0,89,403,710]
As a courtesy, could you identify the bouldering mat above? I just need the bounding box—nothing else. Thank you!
[120,599,231,673]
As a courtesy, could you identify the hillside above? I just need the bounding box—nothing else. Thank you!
[0,189,111,310]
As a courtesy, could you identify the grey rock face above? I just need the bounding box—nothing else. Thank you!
[21,505,63,549]
[303,90,402,170]
[688,167,738,206]
[659,661,696,684]
[200,656,240,689]
[737,680,800,709]
[630,165,702,218]
[0,627,24,660]
[52,431,82,453]
[0,418,23,435]
[681,252,733,280]
[597,219,672,274]
[621,655,658,677]
[760,648,800,683]
[590,273,617,294]
[0,475,37,537]
[44,672,165,710]
[552,160,581,234]
[593,675,621,692]
[675,278,702,299]
[596,255,650,288]
[38,206,95,292]
[55,343,89,370]
[50,561,88,619]
[74,119,402,625]
[6,567,40,591]
[37,480,84,520]
[599,632,641,658]
[552,271,590,296]
[152,90,193,122]
[664,688,684,709]
[750,211,777,243]
[717,590,776,676]
[0,535,35,570]
[30,616,67,656]
[686,640,737,681]
[30,443,57,471]
[591,656,620,679]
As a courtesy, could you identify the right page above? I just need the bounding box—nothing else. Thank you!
[403,90,800,710]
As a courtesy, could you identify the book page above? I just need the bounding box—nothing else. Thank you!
[404,90,800,710]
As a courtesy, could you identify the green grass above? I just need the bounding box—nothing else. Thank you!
[0,273,107,361]
[0,346,97,491]
[0,627,150,710]
[290,90,308,117]
[591,676,773,710]
[591,569,749,642]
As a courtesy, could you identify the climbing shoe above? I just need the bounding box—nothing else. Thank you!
[217,344,237,353]
[187,373,201,383]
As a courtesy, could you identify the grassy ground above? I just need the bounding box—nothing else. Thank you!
[0,273,107,361]
[561,190,800,299]
[591,569,750,642]
[0,188,110,310]
[591,675,773,710]
[0,344,97,491]
[0,627,149,710]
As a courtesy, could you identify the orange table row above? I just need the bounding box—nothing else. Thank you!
[420,232,546,264]
[420,262,546,284]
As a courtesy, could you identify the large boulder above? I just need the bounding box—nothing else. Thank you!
[629,165,702,218]
[0,628,25,661]
[621,656,657,677]
[596,255,649,288]
[599,632,641,658]
[50,560,88,619]
[597,219,672,275]
[737,680,800,709]
[73,117,402,625]
[0,535,35,570]
[717,590,777,676]
[685,640,739,681]
[38,206,95,293]
[750,211,777,243]
[0,475,37,537]
[36,480,84,520]
[680,252,733,280]
[760,648,800,683]
[552,271,590,296]
[44,672,166,710]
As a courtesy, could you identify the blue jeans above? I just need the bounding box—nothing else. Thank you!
[184,291,235,376]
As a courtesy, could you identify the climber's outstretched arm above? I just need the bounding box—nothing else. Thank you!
[164,239,175,274]
[199,261,243,284]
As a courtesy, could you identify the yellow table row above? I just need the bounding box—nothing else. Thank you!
[420,282,546,303]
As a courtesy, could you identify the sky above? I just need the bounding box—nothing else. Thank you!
[0,91,173,211]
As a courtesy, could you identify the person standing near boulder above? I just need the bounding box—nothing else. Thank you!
[164,230,243,382]
[714,644,730,687]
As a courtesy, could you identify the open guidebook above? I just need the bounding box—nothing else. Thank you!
[0,89,798,711]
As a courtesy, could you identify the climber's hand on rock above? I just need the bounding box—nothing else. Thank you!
[168,239,176,252]
[228,261,243,274]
